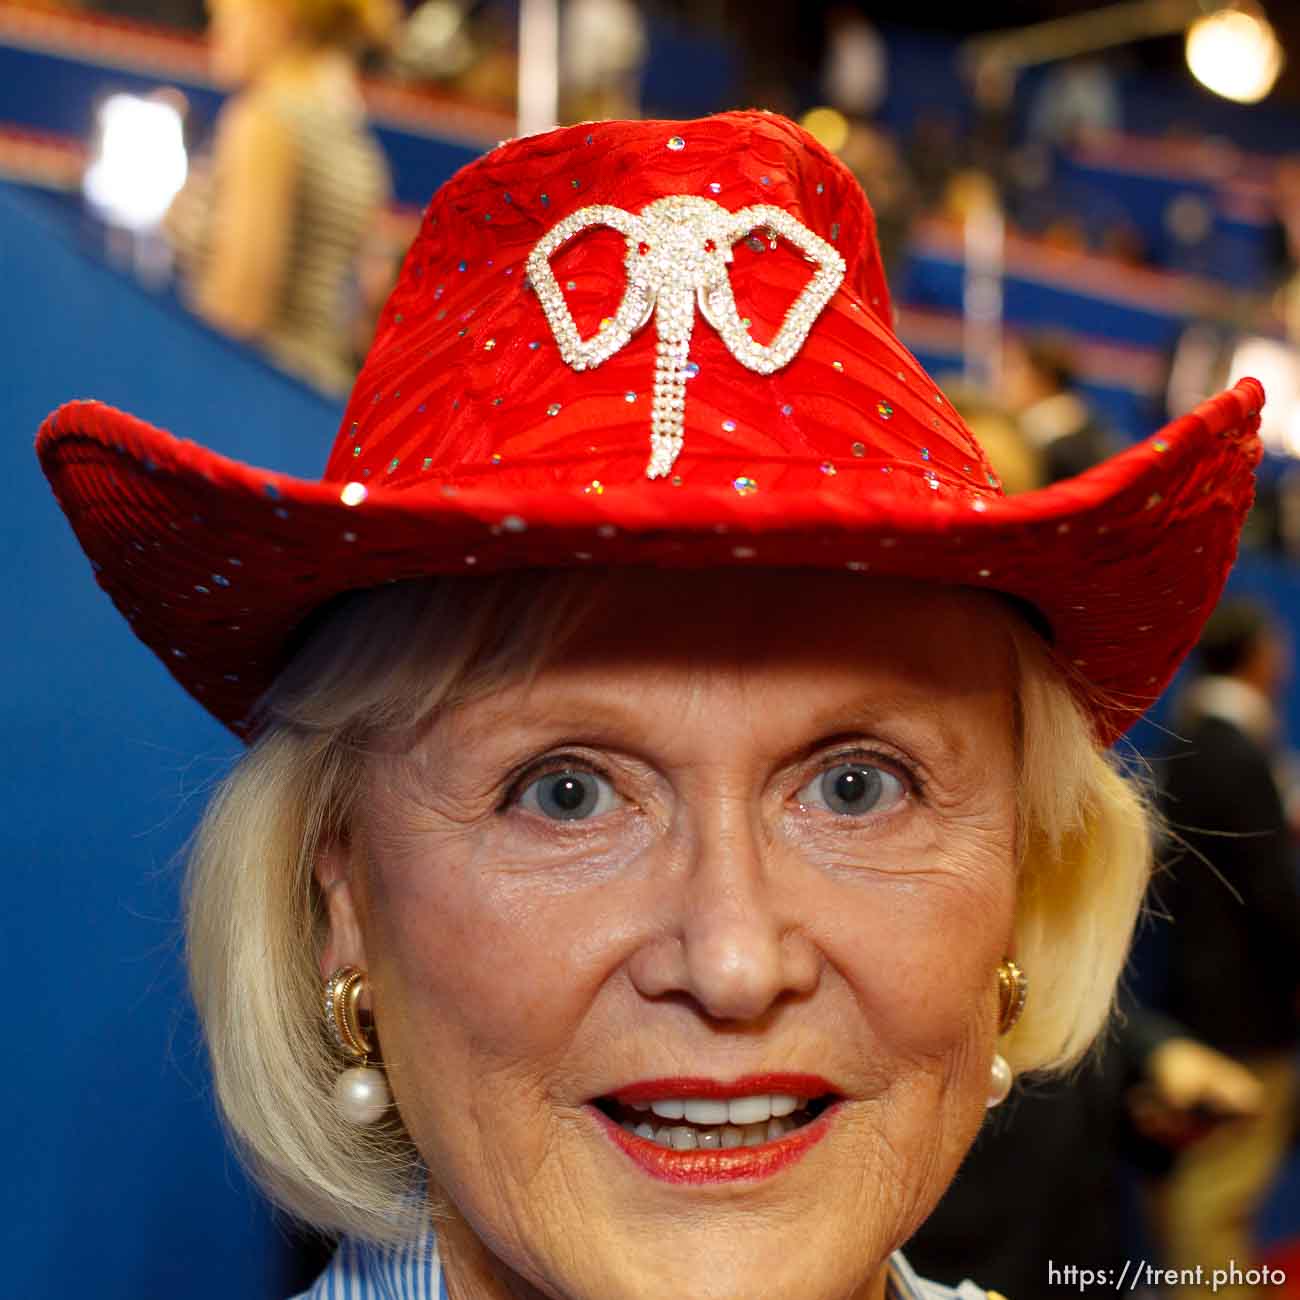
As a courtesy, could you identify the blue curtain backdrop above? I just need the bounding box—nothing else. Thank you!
[1,182,345,1299]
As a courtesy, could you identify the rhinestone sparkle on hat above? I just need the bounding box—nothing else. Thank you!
[526,195,846,480]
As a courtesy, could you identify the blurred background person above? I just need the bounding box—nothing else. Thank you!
[165,0,395,394]
[1001,331,1123,484]
[1276,157,1300,345]
[1026,55,1123,152]
[838,120,919,287]
[943,383,1044,494]
[905,1006,1262,1298]
[559,0,646,123]
[820,5,888,120]
[1154,599,1300,1298]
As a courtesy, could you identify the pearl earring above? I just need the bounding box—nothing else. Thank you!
[987,958,1028,1110]
[324,966,391,1125]
[987,1053,1013,1108]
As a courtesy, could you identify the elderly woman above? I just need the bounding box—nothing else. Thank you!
[38,113,1262,1299]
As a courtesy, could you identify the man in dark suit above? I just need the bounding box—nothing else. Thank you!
[1155,599,1300,1297]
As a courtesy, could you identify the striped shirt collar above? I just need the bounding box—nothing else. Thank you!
[295,1229,978,1300]
[300,1233,449,1300]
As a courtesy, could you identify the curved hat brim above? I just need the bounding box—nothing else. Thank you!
[38,377,1262,745]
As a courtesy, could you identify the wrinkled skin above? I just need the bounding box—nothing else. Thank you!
[320,570,1021,1300]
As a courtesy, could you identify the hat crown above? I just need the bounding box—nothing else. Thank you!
[325,113,1002,508]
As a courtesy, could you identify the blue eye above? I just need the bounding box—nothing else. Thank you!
[798,761,905,817]
[517,768,618,821]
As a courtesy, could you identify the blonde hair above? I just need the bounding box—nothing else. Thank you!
[1000,623,1153,1073]
[185,570,1153,1244]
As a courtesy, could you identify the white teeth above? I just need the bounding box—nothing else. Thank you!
[620,1095,818,1148]
[682,1099,730,1125]
[635,1095,815,1125]
[727,1095,772,1125]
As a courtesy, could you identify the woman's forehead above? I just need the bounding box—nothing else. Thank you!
[549,569,1017,673]
[417,570,1020,755]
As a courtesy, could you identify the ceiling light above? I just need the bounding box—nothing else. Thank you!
[1186,3,1285,105]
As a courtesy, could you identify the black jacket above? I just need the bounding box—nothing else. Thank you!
[1156,712,1300,1055]
[905,1009,1177,1294]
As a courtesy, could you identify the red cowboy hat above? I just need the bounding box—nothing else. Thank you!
[37,111,1262,745]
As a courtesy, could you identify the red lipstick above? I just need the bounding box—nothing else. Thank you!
[592,1103,837,1184]
[592,1074,841,1184]
[608,1073,836,1105]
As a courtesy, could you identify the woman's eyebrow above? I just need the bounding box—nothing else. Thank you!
[443,694,651,749]
[800,703,978,769]
[444,687,985,767]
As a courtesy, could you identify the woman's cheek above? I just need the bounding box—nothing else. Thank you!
[813,832,1014,1054]
[362,829,609,1015]
[800,808,1016,916]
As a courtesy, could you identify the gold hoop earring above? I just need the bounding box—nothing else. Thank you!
[996,958,1028,1035]
[324,966,391,1125]
[988,958,1027,1110]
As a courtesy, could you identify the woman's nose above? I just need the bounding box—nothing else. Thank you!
[628,808,821,1022]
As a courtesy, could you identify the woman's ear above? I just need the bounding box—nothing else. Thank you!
[315,838,368,978]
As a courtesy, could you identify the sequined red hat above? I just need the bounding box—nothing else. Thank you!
[38,111,1262,743]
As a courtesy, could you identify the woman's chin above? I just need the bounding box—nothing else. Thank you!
[444,1120,892,1300]
[526,1124,891,1300]
[537,1224,884,1300]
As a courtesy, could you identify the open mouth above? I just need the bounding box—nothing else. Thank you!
[594,1093,837,1150]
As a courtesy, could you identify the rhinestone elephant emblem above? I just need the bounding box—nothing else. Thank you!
[526,195,846,479]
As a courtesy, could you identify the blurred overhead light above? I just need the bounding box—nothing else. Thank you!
[799,107,850,155]
[1185,3,1285,104]
[83,94,187,231]
[1228,336,1300,456]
